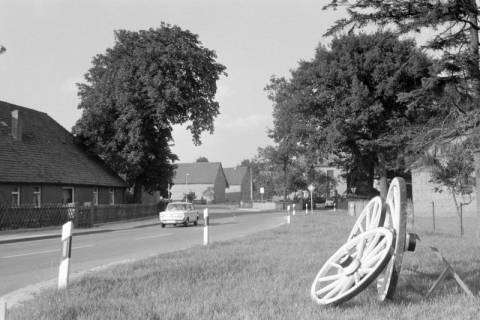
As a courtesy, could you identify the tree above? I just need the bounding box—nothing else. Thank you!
[267,32,435,196]
[73,24,226,202]
[324,1,480,100]
[196,157,209,162]
[422,140,475,222]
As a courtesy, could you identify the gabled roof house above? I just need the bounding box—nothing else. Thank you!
[0,101,127,207]
[170,162,228,203]
[224,166,251,202]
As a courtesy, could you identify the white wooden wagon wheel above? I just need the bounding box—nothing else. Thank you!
[311,227,395,306]
[376,177,408,301]
[347,196,386,240]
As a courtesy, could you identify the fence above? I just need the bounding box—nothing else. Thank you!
[0,202,167,231]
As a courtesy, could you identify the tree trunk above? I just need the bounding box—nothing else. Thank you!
[377,152,388,198]
[133,177,144,203]
[473,149,480,238]
[283,161,288,202]
[468,2,480,99]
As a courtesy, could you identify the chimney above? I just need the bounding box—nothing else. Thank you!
[11,110,22,141]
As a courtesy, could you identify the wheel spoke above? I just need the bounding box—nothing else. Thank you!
[353,272,360,285]
[364,238,386,260]
[358,267,373,275]
[323,277,347,299]
[357,237,366,259]
[339,276,355,295]
[316,273,341,283]
[330,262,342,270]
[315,278,343,296]
[363,233,380,256]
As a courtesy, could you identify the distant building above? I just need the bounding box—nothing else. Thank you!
[316,159,347,197]
[224,166,251,203]
[411,141,475,217]
[0,101,128,207]
[170,162,228,203]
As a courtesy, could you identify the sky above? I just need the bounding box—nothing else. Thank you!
[0,0,346,167]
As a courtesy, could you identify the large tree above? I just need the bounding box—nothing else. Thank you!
[73,24,226,202]
[324,0,480,141]
[268,32,436,196]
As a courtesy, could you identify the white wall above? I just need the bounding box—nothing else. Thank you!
[170,184,215,202]
[412,167,475,217]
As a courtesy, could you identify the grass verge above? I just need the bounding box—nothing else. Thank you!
[9,212,480,320]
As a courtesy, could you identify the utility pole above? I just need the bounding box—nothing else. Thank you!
[250,167,253,201]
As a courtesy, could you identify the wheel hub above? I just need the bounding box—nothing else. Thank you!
[339,254,361,276]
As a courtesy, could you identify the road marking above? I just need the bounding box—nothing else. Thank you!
[134,233,172,241]
[1,244,94,259]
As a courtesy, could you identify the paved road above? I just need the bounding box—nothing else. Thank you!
[0,211,285,297]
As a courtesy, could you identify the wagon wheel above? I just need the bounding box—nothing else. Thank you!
[311,227,395,306]
[347,196,386,241]
[376,177,407,301]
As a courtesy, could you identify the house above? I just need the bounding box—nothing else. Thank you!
[316,159,347,197]
[0,101,128,207]
[170,162,228,203]
[224,166,251,202]
[411,141,476,217]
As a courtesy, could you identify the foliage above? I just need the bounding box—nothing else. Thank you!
[423,139,475,214]
[267,32,435,195]
[324,0,480,147]
[73,24,226,202]
[196,156,209,162]
[183,191,196,203]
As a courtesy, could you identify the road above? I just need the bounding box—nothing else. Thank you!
[0,211,285,297]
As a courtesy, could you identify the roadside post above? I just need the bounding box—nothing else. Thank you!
[286,205,291,224]
[58,221,73,290]
[292,203,296,216]
[308,184,315,215]
[1,299,6,320]
[203,208,209,246]
[305,203,308,215]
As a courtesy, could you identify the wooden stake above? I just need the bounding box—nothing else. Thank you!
[426,246,474,298]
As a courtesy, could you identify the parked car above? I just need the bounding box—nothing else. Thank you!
[159,202,199,228]
[324,199,335,209]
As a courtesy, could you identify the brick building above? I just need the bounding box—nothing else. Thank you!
[224,166,251,202]
[170,162,228,203]
[0,101,127,207]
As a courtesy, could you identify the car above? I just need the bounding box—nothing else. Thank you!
[324,199,335,209]
[159,202,199,228]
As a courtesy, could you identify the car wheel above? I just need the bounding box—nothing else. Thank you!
[161,223,165,228]
[184,218,189,227]
[194,217,198,226]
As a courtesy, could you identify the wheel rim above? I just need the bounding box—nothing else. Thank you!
[376,177,407,301]
[348,196,386,240]
[311,227,395,306]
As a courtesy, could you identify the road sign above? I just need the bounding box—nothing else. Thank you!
[260,187,264,194]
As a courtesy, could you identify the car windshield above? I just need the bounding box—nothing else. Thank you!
[167,203,188,211]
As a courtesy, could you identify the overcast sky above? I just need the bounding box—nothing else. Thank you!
[0,0,345,167]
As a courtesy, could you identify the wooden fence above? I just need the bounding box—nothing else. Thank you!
[0,202,167,230]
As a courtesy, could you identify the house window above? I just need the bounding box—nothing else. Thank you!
[62,187,74,204]
[11,187,20,207]
[93,188,99,206]
[109,188,115,205]
[33,186,41,208]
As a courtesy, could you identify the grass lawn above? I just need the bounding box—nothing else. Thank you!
[8,211,480,320]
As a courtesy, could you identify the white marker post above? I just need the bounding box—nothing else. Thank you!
[305,203,308,215]
[58,221,73,290]
[286,205,291,224]
[203,208,209,246]
[292,203,296,216]
[0,299,6,320]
